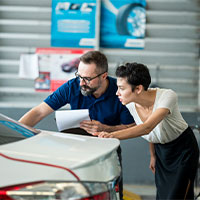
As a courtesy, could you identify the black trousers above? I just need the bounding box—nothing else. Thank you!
[154,127,199,200]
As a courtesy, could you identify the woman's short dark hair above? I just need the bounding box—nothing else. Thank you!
[80,51,108,73]
[116,62,151,91]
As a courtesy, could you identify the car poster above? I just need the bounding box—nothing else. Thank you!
[51,0,96,48]
[100,0,146,49]
[51,0,146,49]
[35,48,89,92]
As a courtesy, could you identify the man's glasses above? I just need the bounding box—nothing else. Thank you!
[75,71,107,84]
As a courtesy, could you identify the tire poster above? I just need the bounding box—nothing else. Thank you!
[101,0,146,48]
[51,0,146,49]
[35,48,89,92]
[51,0,96,48]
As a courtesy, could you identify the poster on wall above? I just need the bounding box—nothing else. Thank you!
[100,0,146,49]
[51,0,96,48]
[35,48,88,92]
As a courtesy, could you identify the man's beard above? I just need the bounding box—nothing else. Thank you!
[80,85,99,96]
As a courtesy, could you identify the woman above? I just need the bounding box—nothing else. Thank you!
[94,62,199,200]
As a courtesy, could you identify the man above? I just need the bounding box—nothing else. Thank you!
[19,50,135,199]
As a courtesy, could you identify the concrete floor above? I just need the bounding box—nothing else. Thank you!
[124,184,200,200]
[124,184,156,200]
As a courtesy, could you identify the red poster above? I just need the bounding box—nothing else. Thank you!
[35,48,89,92]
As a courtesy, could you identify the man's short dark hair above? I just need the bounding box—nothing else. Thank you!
[116,62,151,91]
[80,51,108,73]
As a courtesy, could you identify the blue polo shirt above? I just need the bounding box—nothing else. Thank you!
[44,76,134,126]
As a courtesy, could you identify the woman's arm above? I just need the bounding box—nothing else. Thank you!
[94,107,169,139]
[149,143,156,174]
[80,120,135,134]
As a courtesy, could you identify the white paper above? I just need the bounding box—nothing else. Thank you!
[55,109,90,131]
[19,54,39,79]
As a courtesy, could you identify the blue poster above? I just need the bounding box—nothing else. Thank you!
[100,0,146,49]
[51,0,96,48]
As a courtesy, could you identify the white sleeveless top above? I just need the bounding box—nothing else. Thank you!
[126,88,188,144]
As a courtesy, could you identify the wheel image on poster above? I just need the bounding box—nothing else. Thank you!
[116,3,145,37]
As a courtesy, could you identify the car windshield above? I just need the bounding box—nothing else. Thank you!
[0,113,40,145]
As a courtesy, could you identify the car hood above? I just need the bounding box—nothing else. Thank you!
[0,130,121,187]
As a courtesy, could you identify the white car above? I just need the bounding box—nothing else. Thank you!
[0,113,121,200]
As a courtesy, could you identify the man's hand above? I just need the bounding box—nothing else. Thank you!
[80,120,135,135]
[80,120,106,134]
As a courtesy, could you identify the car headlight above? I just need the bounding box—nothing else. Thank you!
[0,180,118,200]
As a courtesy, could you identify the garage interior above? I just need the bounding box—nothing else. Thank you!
[0,0,199,199]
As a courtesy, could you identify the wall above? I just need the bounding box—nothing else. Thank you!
[0,0,199,111]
